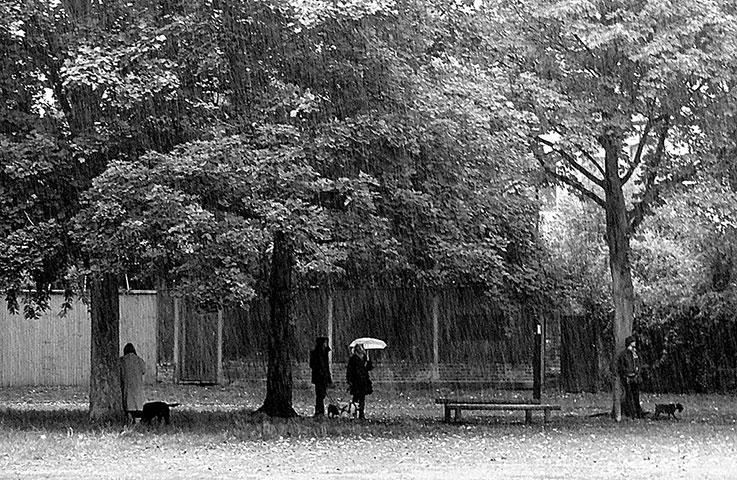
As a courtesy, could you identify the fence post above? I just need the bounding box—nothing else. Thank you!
[533,323,542,401]
[432,294,440,383]
[217,308,223,385]
[173,297,180,384]
[327,292,334,364]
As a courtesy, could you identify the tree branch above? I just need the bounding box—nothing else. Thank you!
[628,164,696,233]
[575,143,605,177]
[572,34,601,77]
[535,136,605,188]
[627,121,678,232]
[621,119,653,185]
[532,146,606,208]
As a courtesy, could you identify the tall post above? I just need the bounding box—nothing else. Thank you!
[432,294,440,383]
[173,297,180,383]
[216,308,223,385]
[533,323,542,402]
[327,292,334,364]
[542,315,547,392]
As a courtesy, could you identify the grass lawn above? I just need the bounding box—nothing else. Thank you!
[1,383,736,479]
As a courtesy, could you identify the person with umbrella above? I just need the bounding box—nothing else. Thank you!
[346,343,373,420]
[309,336,332,417]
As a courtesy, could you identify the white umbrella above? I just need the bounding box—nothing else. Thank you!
[349,337,387,350]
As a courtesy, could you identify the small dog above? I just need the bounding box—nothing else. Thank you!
[327,403,341,418]
[129,401,180,425]
[326,401,357,418]
[653,402,683,420]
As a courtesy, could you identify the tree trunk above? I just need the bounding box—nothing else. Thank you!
[256,230,298,417]
[89,273,124,423]
[601,132,635,422]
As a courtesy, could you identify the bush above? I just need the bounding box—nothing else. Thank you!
[637,294,737,393]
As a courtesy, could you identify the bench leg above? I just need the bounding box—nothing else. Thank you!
[455,408,462,422]
[525,410,532,424]
[544,409,551,423]
[445,405,451,423]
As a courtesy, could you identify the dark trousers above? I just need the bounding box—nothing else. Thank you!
[622,379,643,418]
[352,393,366,419]
[314,383,327,416]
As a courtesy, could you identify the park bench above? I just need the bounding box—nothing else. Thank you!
[435,398,561,424]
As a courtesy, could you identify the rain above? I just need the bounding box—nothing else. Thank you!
[1,0,737,478]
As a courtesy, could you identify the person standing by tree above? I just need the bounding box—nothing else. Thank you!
[309,336,332,417]
[617,335,645,418]
[120,343,146,423]
[346,344,373,420]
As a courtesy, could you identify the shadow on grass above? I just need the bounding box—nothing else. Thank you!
[0,407,453,439]
[3,403,732,440]
[0,408,90,430]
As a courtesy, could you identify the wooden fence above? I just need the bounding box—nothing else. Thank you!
[214,288,562,388]
[0,291,157,387]
[1,288,567,389]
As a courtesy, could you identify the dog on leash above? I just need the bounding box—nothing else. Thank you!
[327,401,358,418]
[327,403,341,418]
[129,401,180,425]
[653,402,683,420]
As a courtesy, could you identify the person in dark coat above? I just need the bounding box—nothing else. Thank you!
[346,343,373,419]
[617,335,646,418]
[309,336,332,417]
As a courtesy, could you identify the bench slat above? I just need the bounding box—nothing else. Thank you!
[440,401,561,424]
[436,398,537,405]
[445,404,560,410]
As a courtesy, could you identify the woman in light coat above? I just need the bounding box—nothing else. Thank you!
[120,343,146,421]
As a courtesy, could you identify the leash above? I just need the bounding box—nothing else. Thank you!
[325,389,357,416]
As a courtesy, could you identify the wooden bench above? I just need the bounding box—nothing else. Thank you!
[435,398,561,424]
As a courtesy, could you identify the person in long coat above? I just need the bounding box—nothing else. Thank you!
[617,335,646,418]
[346,343,373,419]
[120,342,146,422]
[309,336,332,417]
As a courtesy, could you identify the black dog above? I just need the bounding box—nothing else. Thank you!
[129,402,180,425]
[653,402,683,420]
[327,403,341,418]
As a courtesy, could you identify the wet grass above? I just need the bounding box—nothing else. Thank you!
[1,384,736,479]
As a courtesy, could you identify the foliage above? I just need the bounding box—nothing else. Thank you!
[541,187,610,315]
[500,0,737,245]
[632,179,737,392]
[633,180,737,305]
[74,129,387,307]
[0,0,215,314]
[69,0,550,309]
[285,0,546,299]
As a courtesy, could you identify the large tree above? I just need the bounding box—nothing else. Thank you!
[76,0,546,417]
[0,0,212,421]
[502,0,737,419]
